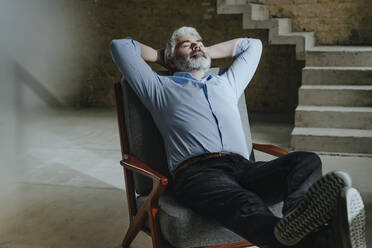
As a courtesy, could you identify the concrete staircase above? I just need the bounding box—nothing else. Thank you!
[294,48,372,154]
[217,0,372,154]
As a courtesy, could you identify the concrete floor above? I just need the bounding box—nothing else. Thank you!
[0,108,371,248]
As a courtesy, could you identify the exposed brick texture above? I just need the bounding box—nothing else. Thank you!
[69,0,370,116]
[252,0,372,45]
[76,0,303,116]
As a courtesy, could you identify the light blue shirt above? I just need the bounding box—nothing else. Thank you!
[110,37,262,174]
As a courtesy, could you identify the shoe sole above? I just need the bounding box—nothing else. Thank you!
[343,187,367,248]
[274,171,352,246]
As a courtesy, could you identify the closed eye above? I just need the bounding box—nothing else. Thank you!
[177,39,204,48]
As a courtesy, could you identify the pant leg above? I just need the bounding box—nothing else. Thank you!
[236,151,322,216]
[173,156,284,247]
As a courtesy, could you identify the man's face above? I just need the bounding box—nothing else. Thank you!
[172,34,211,73]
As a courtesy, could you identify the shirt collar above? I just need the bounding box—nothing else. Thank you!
[173,71,213,81]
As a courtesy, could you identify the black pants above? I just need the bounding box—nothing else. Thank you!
[173,151,322,247]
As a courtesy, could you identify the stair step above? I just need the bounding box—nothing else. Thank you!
[276,18,292,34]
[271,32,315,45]
[295,106,372,129]
[299,85,372,107]
[309,46,372,52]
[226,0,250,4]
[217,1,269,18]
[218,0,313,60]
[291,127,372,154]
[306,46,372,67]
[243,18,292,33]
[217,0,249,14]
[270,32,315,60]
[302,67,372,85]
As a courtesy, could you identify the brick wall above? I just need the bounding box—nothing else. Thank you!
[62,0,370,116]
[253,0,372,45]
[76,0,303,116]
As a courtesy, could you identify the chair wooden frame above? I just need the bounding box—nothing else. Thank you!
[114,81,289,248]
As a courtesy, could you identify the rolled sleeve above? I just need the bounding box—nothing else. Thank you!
[222,38,263,99]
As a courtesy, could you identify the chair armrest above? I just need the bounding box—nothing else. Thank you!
[120,154,169,233]
[120,155,168,186]
[253,143,288,157]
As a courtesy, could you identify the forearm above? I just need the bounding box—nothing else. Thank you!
[137,41,163,65]
[206,38,242,59]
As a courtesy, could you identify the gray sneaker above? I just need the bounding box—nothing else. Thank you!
[332,187,366,248]
[274,171,352,246]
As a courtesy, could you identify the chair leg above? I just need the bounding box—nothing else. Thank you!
[148,207,164,248]
[122,221,143,248]
[122,207,148,248]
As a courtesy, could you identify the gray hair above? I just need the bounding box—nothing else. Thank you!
[164,26,202,67]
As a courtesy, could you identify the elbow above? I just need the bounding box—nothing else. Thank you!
[109,39,126,52]
[109,38,132,51]
[242,38,263,54]
[253,38,263,54]
[109,39,131,58]
[109,38,139,57]
[109,40,118,54]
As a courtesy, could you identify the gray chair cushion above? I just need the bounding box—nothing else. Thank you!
[137,193,283,248]
[137,192,245,248]
[121,79,170,195]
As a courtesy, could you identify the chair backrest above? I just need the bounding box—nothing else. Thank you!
[117,68,253,195]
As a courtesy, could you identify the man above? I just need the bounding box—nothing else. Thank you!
[110,27,366,247]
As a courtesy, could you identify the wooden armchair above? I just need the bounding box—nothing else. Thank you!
[114,68,288,248]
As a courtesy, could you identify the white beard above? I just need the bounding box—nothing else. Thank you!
[174,51,211,74]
